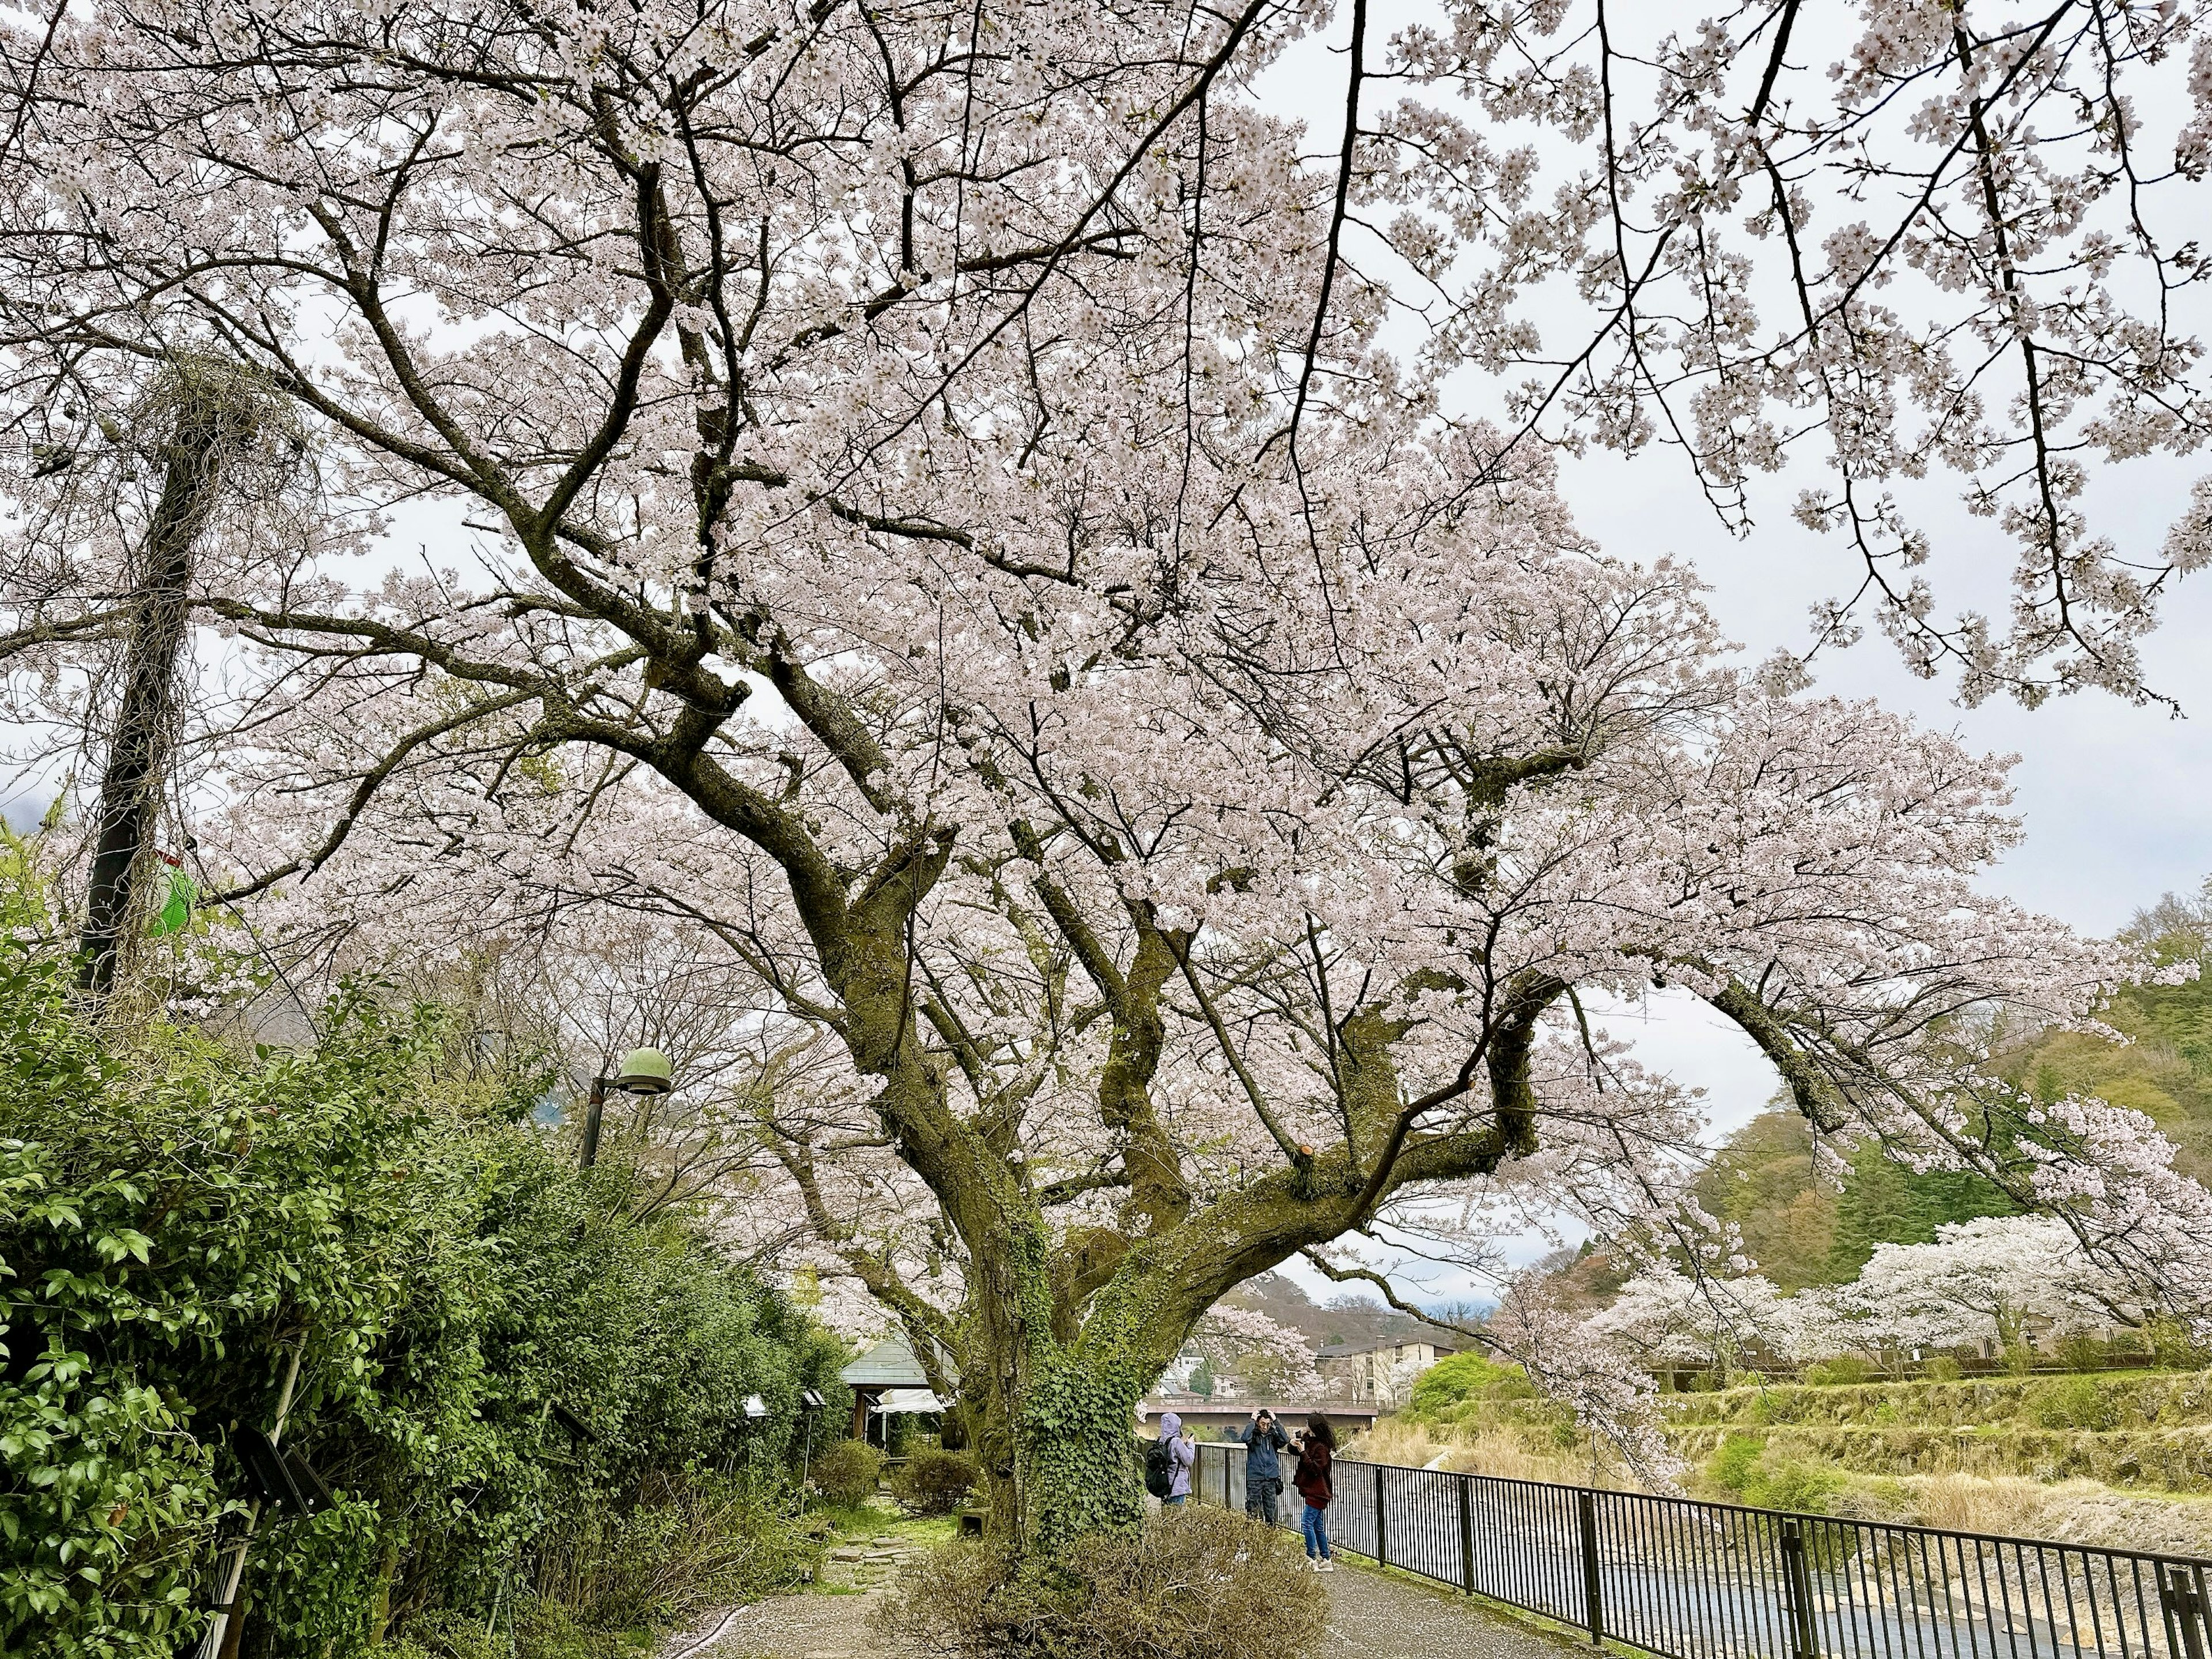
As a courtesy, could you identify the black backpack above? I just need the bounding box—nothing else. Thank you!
[1143,1435,1175,1498]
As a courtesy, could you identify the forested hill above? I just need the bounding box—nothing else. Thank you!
[1698,887,2212,1294]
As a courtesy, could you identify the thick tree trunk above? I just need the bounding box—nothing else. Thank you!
[1014,1343,1147,1551]
[956,1222,1182,1555]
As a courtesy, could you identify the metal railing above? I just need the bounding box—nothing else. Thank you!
[1193,1442,2212,1659]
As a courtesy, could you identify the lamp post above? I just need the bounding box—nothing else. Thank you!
[798,1388,826,1512]
[579,1047,673,1169]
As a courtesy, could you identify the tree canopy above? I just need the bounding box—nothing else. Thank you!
[2,0,2211,1544]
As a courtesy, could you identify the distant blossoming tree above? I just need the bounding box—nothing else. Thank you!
[1589,1266,1809,1373]
[1820,1214,2125,1357]
[3,0,2212,1548]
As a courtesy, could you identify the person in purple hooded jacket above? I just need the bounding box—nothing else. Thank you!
[1156,1411,1196,1506]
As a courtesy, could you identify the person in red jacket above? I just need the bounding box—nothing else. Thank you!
[1290,1413,1336,1571]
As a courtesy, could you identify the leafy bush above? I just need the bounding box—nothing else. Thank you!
[1707,1433,1766,1495]
[1406,1353,1535,1422]
[2031,1375,2121,1432]
[0,946,847,1659]
[811,1439,885,1508]
[1805,1357,1873,1387]
[2057,1335,2107,1373]
[892,1448,977,1516]
[1753,1459,1844,1514]
[874,1506,1326,1659]
[1925,1355,1964,1382]
[527,1479,823,1633]
[1703,1433,1840,1513]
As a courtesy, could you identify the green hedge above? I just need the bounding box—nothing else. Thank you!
[0,951,846,1659]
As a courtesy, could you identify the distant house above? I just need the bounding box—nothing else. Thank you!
[1316,1336,1456,1408]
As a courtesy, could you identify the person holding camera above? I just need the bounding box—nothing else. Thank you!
[1237,1408,1290,1525]
[1290,1413,1336,1571]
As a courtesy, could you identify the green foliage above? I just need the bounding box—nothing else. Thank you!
[1926,1355,1964,1382]
[810,1440,884,1508]
[873,1507,1326,1659]
[0,945,840,1659]
[1805,1357,1873,1387]
[1405,1353,1536,1423]
[891,1448,977,1517]
[1701,1434,1840,1513]
[1707,1433,1766,1494]
[2032,1376,2122,1432]
[1692,1111,2018,1291]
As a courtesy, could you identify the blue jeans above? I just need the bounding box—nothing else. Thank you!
[1299,1502,1331,1559]
[1161,1493,1187,1506]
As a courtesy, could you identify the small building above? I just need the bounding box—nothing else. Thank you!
[839,1335,954,1444]
[1316,1336,1456,1408]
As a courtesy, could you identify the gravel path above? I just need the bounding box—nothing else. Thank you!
[684,1556,1580,1659]
[679,1585,914,1659]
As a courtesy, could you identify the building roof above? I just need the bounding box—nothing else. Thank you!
[840,1336,933,1389]
[1316,1336,1457,1359]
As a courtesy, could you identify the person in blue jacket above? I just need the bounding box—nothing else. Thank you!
[1237,1407,1290,1525]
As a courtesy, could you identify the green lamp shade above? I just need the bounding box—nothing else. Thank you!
[613,1047,673,1095]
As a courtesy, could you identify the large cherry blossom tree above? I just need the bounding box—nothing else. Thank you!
[3,0,2212,1545]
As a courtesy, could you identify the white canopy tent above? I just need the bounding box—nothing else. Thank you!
[873,1387,951,1414]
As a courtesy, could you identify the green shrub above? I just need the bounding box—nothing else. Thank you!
[1405,1353,1535,1421]
[874,1507,1327,1659]
[527,1479,823,1634]
[0,946,846,1659]
[1750,1459,1843,1514]
[2031,1376,2121,1432]
[892,1448,978,1516]
[812,1439,885,1507]
[1925,1355,1964,1382]
[1703,1433,1841,1513]
[1805,1357,1873,1387]
[2057,1335,2107,1373]
[1707,1433,1766,1494]
[2148,1316,2212,1371]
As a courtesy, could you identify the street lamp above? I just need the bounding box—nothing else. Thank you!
[579,1047,674,1169]
[797,1388,827,1508]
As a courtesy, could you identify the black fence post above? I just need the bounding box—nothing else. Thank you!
[1577,1489,1604,1645]
[2162,1563,2210,1659]
[1374,1464,1388,1566]
[1458,1472,1475,1596]
[1779,1520,1819,1659]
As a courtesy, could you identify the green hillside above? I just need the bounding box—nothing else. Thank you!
[1696,884,2212,1290]
[1662,1370,2212,1494]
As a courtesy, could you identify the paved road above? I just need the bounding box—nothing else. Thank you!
[679,1558,1573,1659]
